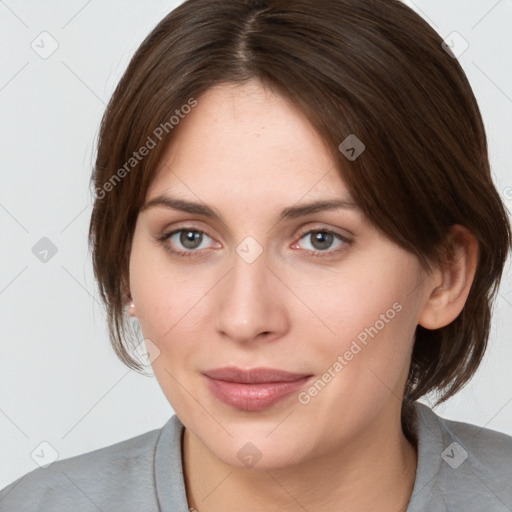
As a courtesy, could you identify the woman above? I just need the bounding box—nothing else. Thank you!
[1,0,511,510]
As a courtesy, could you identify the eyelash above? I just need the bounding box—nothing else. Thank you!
[157,226,351,259]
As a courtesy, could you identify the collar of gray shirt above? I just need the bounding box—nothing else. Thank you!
[1,401,511,511]
[154,401,512,512]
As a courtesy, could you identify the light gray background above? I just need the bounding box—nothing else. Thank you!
[1,0,511,489]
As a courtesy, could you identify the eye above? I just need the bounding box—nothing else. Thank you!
[293,228,350,256]
[158,228,219,257]
[157,226,351,258]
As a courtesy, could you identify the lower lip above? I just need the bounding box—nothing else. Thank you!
[204,375,313,411]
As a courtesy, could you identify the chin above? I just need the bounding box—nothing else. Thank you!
[201,426,317,471]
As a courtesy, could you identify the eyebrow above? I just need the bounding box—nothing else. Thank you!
[141,195,360,223]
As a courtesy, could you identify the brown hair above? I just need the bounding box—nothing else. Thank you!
[88,0,511,424]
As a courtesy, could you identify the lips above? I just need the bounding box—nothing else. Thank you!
[202,366,313,411]
[203,366,311,383]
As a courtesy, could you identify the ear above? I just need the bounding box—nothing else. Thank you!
[418,224,479,330]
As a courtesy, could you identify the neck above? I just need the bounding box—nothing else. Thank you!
[182,401,418,512]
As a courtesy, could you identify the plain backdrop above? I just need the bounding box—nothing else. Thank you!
[1,0,511,489]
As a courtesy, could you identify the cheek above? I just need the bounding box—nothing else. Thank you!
[129,235,209,340]
[133,275,210,345]
[298,259,420,391]
[293,265,408,350]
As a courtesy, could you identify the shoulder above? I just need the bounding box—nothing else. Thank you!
[409,402,512,511]
[0,419,175,512]
[439,408,512,468]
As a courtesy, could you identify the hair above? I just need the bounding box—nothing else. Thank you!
[88,0,511,436]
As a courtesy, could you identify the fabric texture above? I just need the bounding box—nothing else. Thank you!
[1,402,511,511]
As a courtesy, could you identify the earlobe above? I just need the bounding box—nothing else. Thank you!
[128,302,137,317]
[418,225,478,330]
[127,292,137,317]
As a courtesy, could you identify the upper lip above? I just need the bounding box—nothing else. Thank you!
[203,366,312,384]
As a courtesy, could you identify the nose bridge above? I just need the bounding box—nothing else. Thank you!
[214,240,287,341]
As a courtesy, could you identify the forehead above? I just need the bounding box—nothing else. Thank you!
[147,80,350,204]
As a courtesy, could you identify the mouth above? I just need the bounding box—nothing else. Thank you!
[202,366,314,411]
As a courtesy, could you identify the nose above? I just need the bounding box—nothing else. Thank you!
[213,245,290,344]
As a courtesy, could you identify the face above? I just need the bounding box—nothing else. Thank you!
[129,79,431,469]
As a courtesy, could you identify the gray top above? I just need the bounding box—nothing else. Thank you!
[1,402,511,511]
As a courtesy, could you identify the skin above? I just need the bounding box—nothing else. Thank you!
[127,79,478,511]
